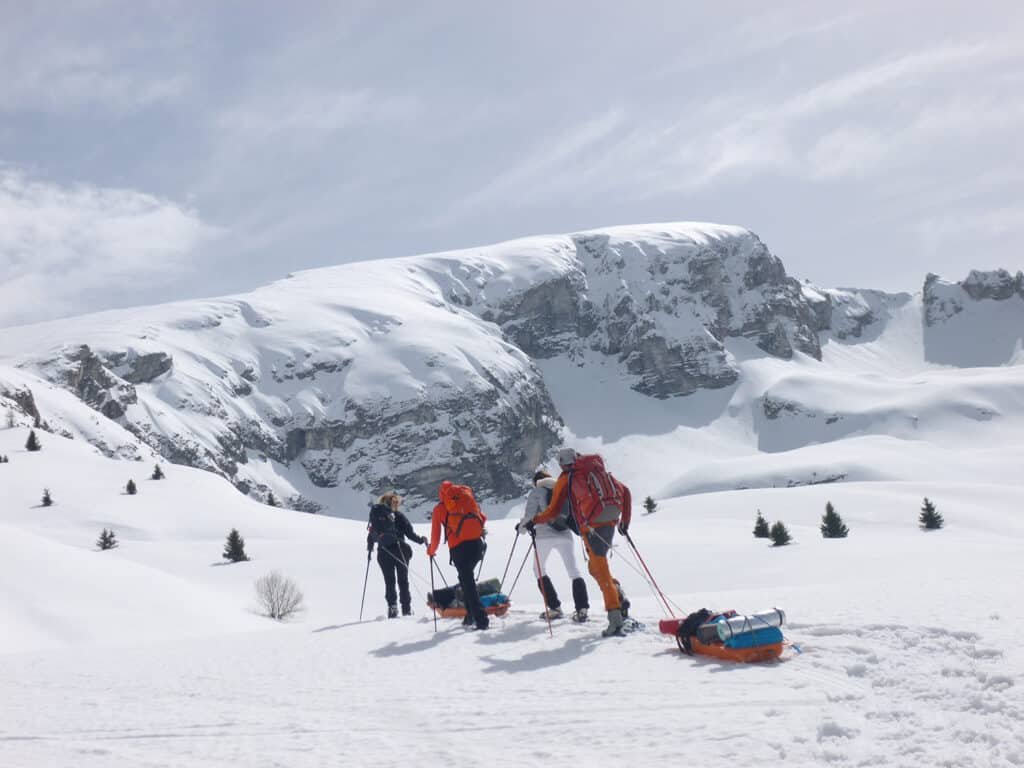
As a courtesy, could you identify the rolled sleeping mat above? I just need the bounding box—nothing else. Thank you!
[716,608,786,641]
[723,626,784,649]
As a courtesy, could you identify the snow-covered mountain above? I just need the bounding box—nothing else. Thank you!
[1,222,1022,517]
[3,222,1024,767]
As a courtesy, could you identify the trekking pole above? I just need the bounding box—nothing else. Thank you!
[428,556,438,633]
[624,531,673,616]
[432,556,450,588]
[359,551,372,622]
[506,542,534,599]
[476,541,487,582]
[498,533,520,593]
[530,529,554,638]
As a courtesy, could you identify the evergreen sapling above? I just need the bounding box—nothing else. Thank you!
[753,510,770,538]
[25,429,41,452]
[820,501,849,538]
[41,488,53,507]
[266,491,279,507]
[126,479,137,495]
[919,497,944,530]
[151,464,165,480]
[223,528,250,562]
[97,528,118,550]
[769,520,791,546]
[643,496,657,515]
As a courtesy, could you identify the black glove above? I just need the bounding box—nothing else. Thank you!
[366,548,373,561]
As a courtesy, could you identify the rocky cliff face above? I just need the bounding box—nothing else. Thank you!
[3,223,1015,517]
[923,270,1024,367]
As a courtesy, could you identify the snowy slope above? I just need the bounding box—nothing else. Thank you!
[1,426,1022,767]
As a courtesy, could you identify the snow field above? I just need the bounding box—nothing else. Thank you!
[2,427,1022,766]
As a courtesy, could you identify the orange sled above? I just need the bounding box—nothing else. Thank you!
[428,601,511,619]
[659,616,783,663]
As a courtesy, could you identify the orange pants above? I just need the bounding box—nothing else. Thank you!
[583,528,621,611]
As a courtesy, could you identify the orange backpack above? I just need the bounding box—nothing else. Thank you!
[441,483,486,545]
[568,453,625,529]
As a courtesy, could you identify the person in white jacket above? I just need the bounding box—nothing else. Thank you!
[516,469,590,622]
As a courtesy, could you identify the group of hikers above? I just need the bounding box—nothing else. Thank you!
[366,447,634,637]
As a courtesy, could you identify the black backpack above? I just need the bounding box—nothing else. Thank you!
[368,504,399,547]
[544,486,572,532]
[676,608,713,655]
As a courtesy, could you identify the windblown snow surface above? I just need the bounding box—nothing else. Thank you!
[2,224,1024,766]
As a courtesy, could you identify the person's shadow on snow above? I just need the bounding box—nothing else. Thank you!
[479,636,600,674]
[369,627,461,657]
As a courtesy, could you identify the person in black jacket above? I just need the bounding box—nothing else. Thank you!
[367,492,426,618]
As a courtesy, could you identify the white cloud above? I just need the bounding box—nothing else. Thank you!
[0,42,186,115]
[0,170,219,326]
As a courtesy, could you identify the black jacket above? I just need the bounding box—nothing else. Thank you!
[367,504,426,552]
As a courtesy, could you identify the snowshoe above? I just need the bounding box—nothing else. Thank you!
[601,608,625,637]
[571,608,589,623]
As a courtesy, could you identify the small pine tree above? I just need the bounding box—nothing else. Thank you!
[266,491,279,507]
[769,520,791,546]
[919,497,944,530]
[25,429,41,452]
[223,528,250,562]
[126,479,137,495]
[753,510,770,538]
[97,528,118,550]
[643,495,657,515]
[5,408,14,429]
[151,464,164,480]
[820,501,849,538]
[41,488,53,507]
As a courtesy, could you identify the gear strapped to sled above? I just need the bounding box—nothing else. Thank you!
[427,577,510,619]
[660,607,786,663]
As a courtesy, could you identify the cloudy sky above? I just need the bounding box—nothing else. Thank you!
[1,1,1022,326]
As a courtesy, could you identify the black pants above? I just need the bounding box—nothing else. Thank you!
[451,539,487,628]
[377,543,412,611]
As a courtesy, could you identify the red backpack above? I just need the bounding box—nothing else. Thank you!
[568,454,625,529]
[441,483,486,545]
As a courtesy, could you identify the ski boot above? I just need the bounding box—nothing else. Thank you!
[539,607,564,620]
[571,608,589,623]
[387,604,399,619]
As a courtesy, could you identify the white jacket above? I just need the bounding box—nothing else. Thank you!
[520,477,570,539]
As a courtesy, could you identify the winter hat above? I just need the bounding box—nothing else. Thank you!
[532,469,551,485]
[438,480,453,499]
[557,447,578,467]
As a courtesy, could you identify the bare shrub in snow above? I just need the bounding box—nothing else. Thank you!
[255,571,305,620]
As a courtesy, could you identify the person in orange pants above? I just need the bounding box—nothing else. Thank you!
[533,448,632,637]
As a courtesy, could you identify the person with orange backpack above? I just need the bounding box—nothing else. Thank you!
[532,448,632,637]
[426,481,490,630]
